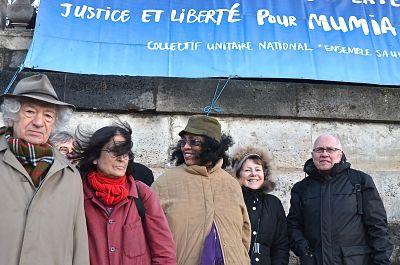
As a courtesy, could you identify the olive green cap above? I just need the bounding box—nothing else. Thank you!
[179,115,222,143]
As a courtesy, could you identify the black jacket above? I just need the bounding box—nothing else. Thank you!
[287,157,393,265]
[133,162,154,186]
[243,186,289,265]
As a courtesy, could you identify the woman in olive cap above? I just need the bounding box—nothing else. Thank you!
[152,115,251,265]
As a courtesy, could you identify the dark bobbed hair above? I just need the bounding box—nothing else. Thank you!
[75,121,134,178]
[171,133,234,169]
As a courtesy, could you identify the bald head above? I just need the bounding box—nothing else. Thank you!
[312,134,343,173]
[313,134,342,150]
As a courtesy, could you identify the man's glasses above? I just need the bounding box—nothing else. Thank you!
[102,149,133,160]
[178,138,203,148]
[313,147,342,154]
[59,146,72,155]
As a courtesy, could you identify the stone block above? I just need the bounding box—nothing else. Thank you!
[157,78,297,116]
[297,83,400,121]
[9,49,25,68]
[156,78,217,113]
[0,30,32,50]
[224,117,312,170]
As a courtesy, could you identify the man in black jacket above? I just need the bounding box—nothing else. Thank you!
[287,134,393,265]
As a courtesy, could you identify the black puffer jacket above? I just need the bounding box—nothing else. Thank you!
[287,157,393,265]
[243,187,289,265]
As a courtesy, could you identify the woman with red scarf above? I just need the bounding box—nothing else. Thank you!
[75,122,176,265]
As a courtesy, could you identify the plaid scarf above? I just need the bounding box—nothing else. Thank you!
[1,127,54,187]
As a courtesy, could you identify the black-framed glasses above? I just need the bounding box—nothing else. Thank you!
[313,147,341,154]
[101,149,133,160]
[178,138,203,148]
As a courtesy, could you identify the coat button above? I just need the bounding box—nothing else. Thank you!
[252,206,256,210]
[108,220,113,224]
[253,231,257,235]
[110,247,116,252]
[255,257,259,262]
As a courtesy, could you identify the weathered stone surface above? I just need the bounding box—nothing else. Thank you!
[9,49,26,68]
[297,82,400,121]
[0,30,32,50]
[60,74,156,111]
[390,222,400,265]
[157,78,298,116]
[1,68,400,122]
[0,48,5,70]
[1,72,156,111]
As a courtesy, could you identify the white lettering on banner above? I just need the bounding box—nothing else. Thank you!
[207,42,253,50]
[258,41,313,51]
[323,45,372,55]
[60,3,130,22]
[142,10,164,22]
[351,0,400,7]
[257,10,297,27]
[147,41,202,51]
[169,3,242,25]
[308,14,397,36]
[376,50,400,57]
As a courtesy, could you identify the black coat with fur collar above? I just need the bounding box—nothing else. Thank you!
[243,186,289,265]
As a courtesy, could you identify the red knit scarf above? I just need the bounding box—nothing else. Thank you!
[87,171,128,206]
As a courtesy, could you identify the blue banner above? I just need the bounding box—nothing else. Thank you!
[24,0,400,85]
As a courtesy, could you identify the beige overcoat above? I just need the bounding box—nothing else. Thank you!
[152,159,251,265]
[0,135,89,265]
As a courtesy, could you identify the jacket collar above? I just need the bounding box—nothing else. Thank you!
[303,154,351,181]
[182,158,223,176]
[242,185,265,198]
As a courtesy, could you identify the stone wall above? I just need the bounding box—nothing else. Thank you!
[1,29,400,263]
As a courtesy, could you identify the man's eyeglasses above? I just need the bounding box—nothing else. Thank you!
[178,138,203,148]
[102,150,133,160]
[59,146,72,155]
[313,147,342,154]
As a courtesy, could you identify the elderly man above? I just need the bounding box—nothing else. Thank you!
[287,134,392,265]
[0,74,89,265]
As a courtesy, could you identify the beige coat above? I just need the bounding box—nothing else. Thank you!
[152,159,251,265]
[0,135,89,265]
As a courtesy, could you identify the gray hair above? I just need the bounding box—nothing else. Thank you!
[313,134,343,149]
[49,131,75,146]
[1,98,73,132]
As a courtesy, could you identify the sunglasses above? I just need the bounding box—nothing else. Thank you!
[178,138,203,148]
[101,149,133,160]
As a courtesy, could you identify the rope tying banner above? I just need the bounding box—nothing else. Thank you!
[203,75,237,115]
